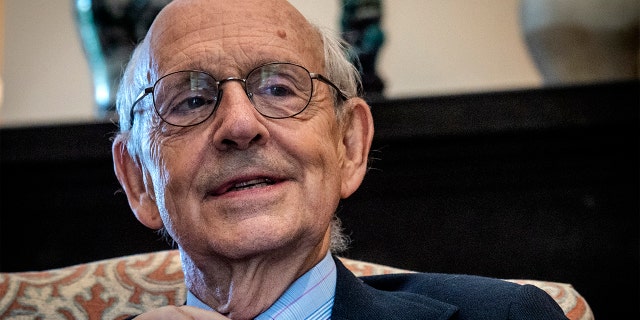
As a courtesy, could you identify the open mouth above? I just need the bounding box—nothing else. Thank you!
[211,177,278,196]
[228,178,275,192]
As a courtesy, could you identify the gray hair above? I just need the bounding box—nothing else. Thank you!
[112,23,361,254]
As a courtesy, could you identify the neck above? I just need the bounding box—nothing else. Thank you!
[181,240,331,320]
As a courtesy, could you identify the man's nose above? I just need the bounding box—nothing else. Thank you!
[210,81,270,151]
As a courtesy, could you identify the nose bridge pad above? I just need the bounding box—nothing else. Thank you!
[213,89,224,113]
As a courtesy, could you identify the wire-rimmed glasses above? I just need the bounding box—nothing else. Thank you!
[129,62,348,127]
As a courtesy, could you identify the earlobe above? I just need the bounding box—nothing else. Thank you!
[340,98,374,199]
[112,138,164,230]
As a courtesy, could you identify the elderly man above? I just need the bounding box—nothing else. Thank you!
[111,0,568,319]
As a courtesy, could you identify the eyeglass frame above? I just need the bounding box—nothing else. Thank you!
[128,62,349,128]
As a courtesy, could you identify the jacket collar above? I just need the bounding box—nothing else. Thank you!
[330,256,457,320]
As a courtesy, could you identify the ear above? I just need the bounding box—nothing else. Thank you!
[112,138,164,230]
[340,98,374,199]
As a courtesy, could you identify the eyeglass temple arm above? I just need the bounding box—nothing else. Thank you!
[128,87,154,128]
[312,74,349,101]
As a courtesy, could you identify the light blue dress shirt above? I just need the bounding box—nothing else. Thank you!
[186,252,337,319]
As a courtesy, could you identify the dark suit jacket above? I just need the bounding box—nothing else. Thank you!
[128,256,568,319]
[331,256,568,320]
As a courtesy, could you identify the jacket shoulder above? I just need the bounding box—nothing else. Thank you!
[359,272,568,320]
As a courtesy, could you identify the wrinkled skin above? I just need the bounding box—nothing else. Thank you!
[112,0,374,318]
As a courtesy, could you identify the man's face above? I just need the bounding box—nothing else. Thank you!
[141,0,350,260]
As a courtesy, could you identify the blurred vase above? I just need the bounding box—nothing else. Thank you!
[519,0,639,86]
[73,0,171,118]
[341,0,386,101]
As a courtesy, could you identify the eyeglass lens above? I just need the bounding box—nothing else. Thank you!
[152,63,314,127]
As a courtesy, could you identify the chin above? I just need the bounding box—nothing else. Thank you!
[206,226,308,261]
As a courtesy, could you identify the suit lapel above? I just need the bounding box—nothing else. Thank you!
[330,256,457,320]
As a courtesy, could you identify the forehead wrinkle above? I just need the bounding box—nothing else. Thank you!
[150,0,324,75]
[212,0,324,69]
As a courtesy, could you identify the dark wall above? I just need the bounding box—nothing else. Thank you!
[1,80,638,319]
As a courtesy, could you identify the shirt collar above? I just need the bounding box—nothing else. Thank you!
[186,251,337,320]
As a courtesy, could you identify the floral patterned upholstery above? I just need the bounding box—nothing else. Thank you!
[0,249,593,320]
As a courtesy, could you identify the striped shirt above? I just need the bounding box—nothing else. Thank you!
[186,252,337,319]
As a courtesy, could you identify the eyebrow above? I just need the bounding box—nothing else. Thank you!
[176,58,306,78]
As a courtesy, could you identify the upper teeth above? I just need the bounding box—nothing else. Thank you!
[232,178,273,190]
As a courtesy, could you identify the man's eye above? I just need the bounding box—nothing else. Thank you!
[184,96,208,109]
[171,95,213,113]
[265,85,292,97]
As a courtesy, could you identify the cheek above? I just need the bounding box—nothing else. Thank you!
[292,118,345,194]
[150,135,205,223]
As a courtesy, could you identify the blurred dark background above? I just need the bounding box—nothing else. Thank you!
[1,80,638,319]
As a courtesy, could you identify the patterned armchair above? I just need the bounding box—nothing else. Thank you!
[0,249,593,319]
